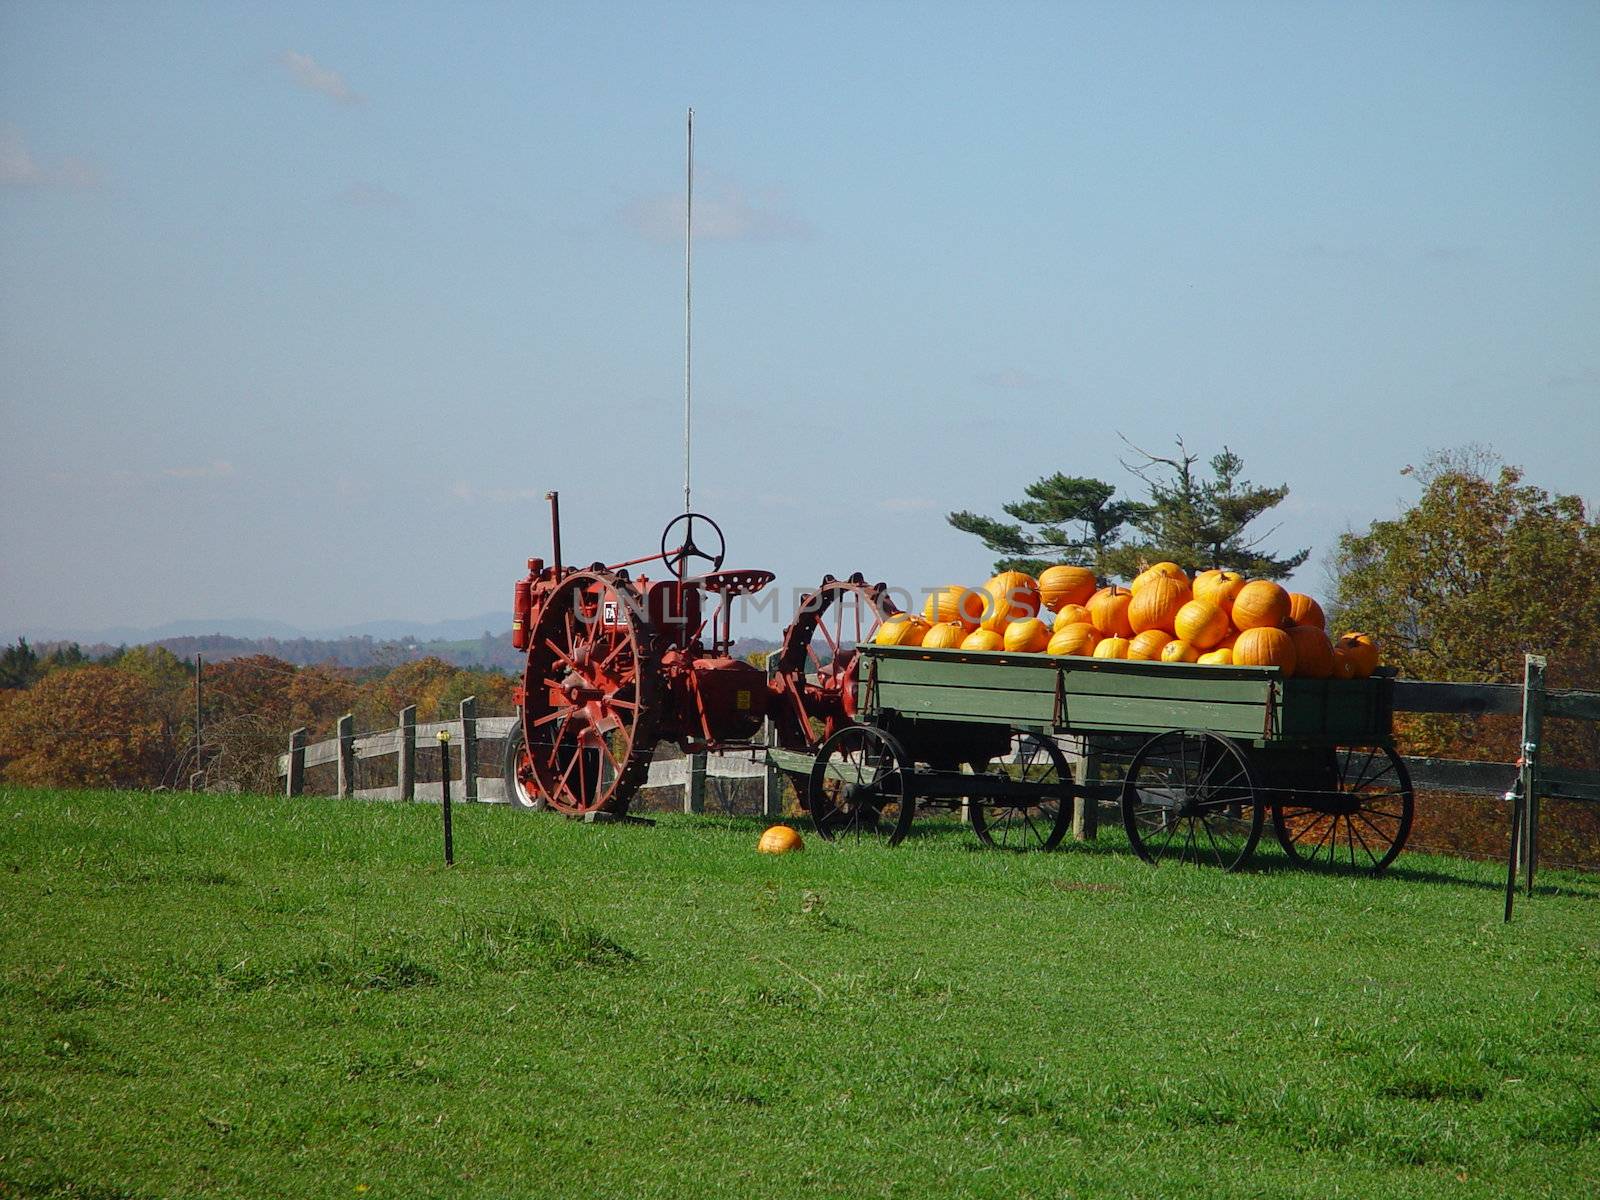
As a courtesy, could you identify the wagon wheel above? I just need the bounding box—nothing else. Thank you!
[808,723,915,845]
[501,719,545,811]
[770,574,901,763]
[1122,731,1263,870]
[1271,744,1414,874]
[969,731,1074,851]
[520,570,659,816]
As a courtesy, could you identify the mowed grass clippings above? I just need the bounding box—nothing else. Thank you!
[0,787,1597,1199]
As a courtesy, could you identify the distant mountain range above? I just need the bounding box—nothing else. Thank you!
[4,615,780,674]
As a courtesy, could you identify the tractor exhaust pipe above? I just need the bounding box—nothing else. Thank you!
[546,491,563,575]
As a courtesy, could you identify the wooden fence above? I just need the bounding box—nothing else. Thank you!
[276,657,1600,879]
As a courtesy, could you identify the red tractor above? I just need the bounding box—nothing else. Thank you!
[503,493,903,819]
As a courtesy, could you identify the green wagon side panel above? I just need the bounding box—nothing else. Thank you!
[857,645,1394,745]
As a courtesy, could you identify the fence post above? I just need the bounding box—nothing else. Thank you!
[1073,737,1099,841]
[461,696,479,803]
[762,658,782,817]
[398,705,417,802]
[286,727,306,798]
[686,752,708,814]
[1520,654,1547,894]
[337,714,355,798]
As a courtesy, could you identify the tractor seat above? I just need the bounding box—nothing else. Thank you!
[697,569,775,597]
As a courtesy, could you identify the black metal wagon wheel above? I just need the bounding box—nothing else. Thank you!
[1270,744,1414,874]
[1122,730,1263,871]
[807,724,915,845]
[969,731,1074,851]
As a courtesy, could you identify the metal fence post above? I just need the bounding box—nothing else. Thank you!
[439,730,453,866]
[286,727,306,798]
[1520,654,1546,895]
[399,705,417,802]
[461,696,479,803]
[337,714,355,799]
[762,658,782,817]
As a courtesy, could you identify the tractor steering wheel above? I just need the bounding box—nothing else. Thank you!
[660,512,726,579]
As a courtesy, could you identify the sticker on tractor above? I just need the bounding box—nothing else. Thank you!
[603,600,620,626]
[736,690,751,710]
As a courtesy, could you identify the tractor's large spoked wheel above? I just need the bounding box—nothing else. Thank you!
[1122,731,1263,871]
[969,731,1074,852]
[808,724,915,845]
[502,720,545,811]
[771,575,901,756]
[521,571,659,817]
[1271,744,1414,874]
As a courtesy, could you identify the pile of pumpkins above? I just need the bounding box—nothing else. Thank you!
[875,564,1381,679]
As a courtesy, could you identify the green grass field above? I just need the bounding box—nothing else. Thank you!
[2,787,1597,1199]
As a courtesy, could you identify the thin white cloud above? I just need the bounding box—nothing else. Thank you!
[280,51,361,105]
[623,175,811,245]
[0,125,101,190]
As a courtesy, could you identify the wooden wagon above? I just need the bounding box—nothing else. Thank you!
[770,643,1413,873]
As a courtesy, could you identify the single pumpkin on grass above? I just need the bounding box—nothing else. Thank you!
[1233,626,1298,676]
[1231,580,1291,631]
[758,825,804,854]
[1047,623,1101,657]
[1038,564,1097,611]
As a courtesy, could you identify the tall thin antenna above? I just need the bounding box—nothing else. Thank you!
[683,107,694,514]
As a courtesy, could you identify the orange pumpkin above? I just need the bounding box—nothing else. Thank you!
[920,621,968,650]
[1286,593,1326,630]
[1087,586,1135,638]
[1047,622,1101,657]
[1330,647,1361,680]
[1127,629,1173,660]
[1131,562,1189,592]
[874,613,930,647]
[1160,639,1201,663]
[1334,632,1380,677]
[1172,598,1230,650]
[924,585,988,631]
[1286,625,1334,678]
[1003,618,1050,653]
[1092,636,1131,660]
[1038,564,1097,611]
[1193,569,1246,615]
[983,571,1042,628]
[757,825,804,854]
[1129,575,1192,635]
[1197,648,1234,666]
[1233,626,1298,676]
[1231,580,1291,631]
[961,628,1005,651]
[1052,603,1093,631]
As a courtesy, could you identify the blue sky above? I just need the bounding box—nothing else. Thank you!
[3,1,1597,637]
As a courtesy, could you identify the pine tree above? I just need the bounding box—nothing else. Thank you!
[947,474,1148,577]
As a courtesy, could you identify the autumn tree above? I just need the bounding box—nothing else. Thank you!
[948,474,1148,577]
[0,665,177,787]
